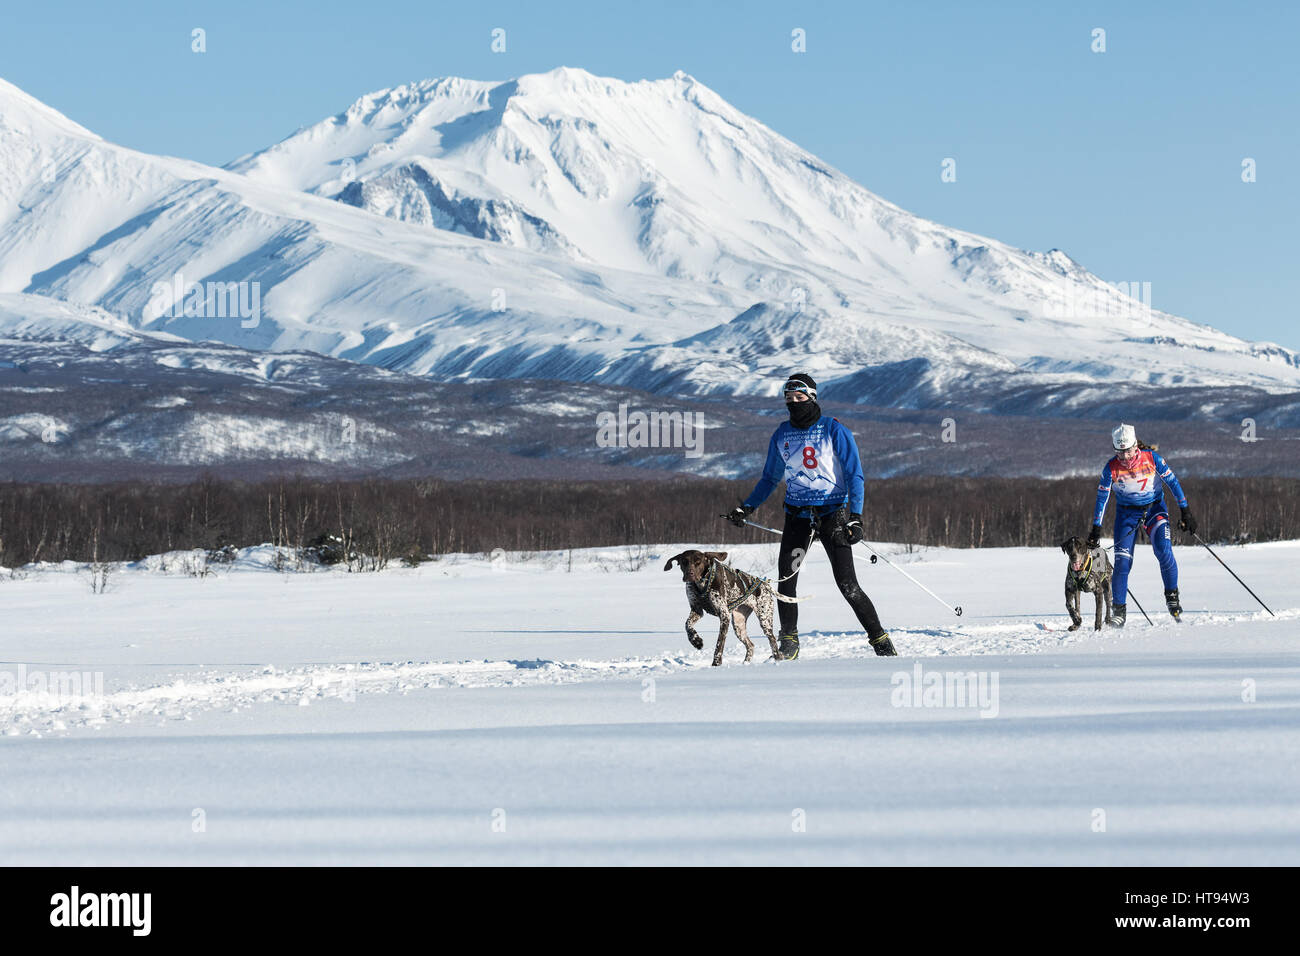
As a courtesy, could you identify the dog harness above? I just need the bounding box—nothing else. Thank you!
[723,566,766,613]
[699,558,771,613]
[1070,552,1095,591]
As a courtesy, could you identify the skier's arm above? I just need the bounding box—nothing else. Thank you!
[1092,463,1114,527]
[742,432,784,510]
[831,420,865,514]
[1153,451,1189,508]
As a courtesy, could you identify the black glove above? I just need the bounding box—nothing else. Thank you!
[1086,525,1102,550]
[1179,506,1197,535]
[723,504,754,528]
[837,513,864,546]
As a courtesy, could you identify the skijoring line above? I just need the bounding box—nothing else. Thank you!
[737,518,964,618]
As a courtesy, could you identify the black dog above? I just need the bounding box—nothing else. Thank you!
[1060,536,1114,631]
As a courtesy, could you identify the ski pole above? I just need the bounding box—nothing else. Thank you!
[856,541,963,617]
[1192,532,1276,617]
[1125,587,1155,626]
[731,517,963,617]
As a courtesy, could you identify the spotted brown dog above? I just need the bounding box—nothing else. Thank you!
[664,550,798,665]
[1061,535,1115,631]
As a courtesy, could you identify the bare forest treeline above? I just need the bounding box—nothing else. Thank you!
[0,476,1297,568]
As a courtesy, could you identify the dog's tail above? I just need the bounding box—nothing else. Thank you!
[772,592,812,604]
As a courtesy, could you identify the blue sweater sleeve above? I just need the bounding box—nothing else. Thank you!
[1153,452,1189,508]
[743,430,784,510]
[831,419,866,514]
[1092,463,1113,526]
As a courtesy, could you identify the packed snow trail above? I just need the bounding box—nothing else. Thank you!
[2,541,1296,734]
[1,541,1297,864]
[2,604,1295,736]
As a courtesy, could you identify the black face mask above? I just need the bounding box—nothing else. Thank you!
[787,400,821,429]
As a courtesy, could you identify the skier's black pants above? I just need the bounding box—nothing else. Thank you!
[777,508,884,639]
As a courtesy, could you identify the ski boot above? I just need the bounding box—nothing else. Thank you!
[777,632,799,661]
[1165,588,1182,622]
[870,631,898,656]
[1112,604,1127,629]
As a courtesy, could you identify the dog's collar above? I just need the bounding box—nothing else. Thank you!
[1071,552,1094,586]
[695,561,718,592]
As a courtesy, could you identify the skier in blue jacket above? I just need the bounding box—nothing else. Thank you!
[725,373,896,659]
[1088,423,1197,625]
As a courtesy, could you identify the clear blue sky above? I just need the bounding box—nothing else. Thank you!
[3,0,1296,348]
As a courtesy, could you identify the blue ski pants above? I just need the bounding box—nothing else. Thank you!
[1112,500,1178,603]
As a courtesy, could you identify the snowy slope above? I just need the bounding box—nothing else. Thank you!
[1,71,1298,416]
[0,77,741,380]
[1,539,1297,864]
[228,67,1300,393]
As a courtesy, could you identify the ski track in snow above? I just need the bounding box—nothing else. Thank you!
[5,602,1295,737]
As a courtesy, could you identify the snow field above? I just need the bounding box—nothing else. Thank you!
[1,539,1296,864]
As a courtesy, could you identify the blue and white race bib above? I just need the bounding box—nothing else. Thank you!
[778,421,842,506]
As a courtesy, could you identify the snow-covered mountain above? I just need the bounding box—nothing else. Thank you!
[4,292,1298,482]
[225,68,1300,396]
[0,292,716,481]
[0,74,736,382]
[2,68,1299,426]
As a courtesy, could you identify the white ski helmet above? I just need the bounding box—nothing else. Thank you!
[1112,423,1137,451]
